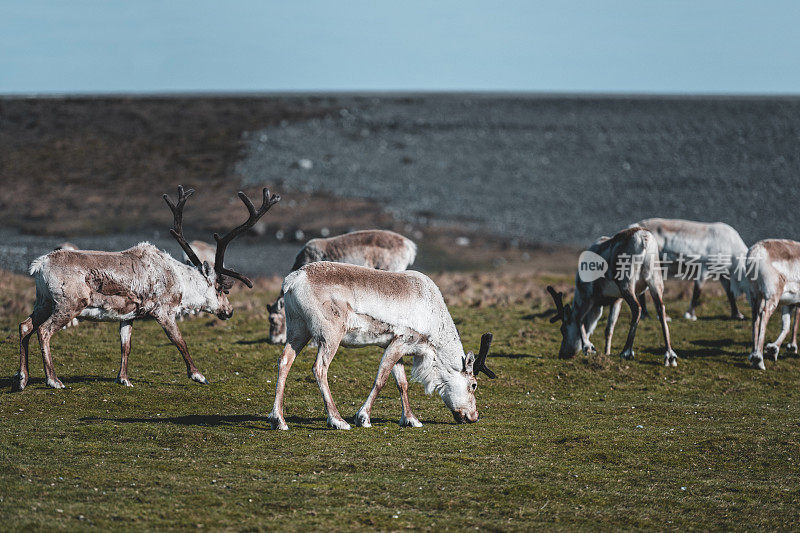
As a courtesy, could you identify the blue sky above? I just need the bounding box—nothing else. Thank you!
[2,1,799,94]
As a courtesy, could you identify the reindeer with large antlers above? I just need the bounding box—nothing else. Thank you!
[267,262,495,430]
[13,186,279,391]
[547,227,680,366]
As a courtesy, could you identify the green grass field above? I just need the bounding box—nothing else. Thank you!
[1,286,799,531]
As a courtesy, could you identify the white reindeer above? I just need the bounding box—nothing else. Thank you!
[631,218,748,320]
[267,229,417,344]
[266,261,495,430]
[547,227,679,366]
[745,239,800,370]
[13,186,279,391]
[183,240,216,267]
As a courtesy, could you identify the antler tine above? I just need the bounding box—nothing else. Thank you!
[163,186,203,268]
[546,285,565,323]
[474,332,496,379]
[213,187,281,288]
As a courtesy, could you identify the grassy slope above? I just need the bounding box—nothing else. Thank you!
[1,285,799,531]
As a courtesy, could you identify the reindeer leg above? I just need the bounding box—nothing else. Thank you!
[787,306,800,355]
[14,307,51,392]
[618,290,641,360]
[765,306,791,361]
[37,309,80,389]
[157,315,207,384]
[721,277,745,320]
[116,320,134,386]
[649,282,678,366]
[751,294,779,370]
[604,299,622,356]
[639,290,650,320]
[267,328,310,430]
[354,338,405,428]
[684,280,702,320]
[392,358,422,428]
[313,334,350,430]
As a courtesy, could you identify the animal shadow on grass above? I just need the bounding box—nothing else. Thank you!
[523,309,556,321]
[80,413,273,431]
[492,351,536,360]
[235,337,270,345]
[1,375,117,393]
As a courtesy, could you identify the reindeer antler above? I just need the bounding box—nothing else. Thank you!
[474,332,496,379]
[163,185,204,268]
[213,187,281,288]
[546,285,565,323]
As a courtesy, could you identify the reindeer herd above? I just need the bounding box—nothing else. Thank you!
[10,185,800,429]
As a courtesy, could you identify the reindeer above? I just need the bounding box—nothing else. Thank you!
[13,186,279,391]
[266,262,495,430]
[267,229,417,344]
[631,218,748,320]
[744,239,800,370]
[183,240,216,267]
[547,227,679,366]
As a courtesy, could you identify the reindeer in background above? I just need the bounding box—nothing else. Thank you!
[267,229,417,344]
[13,186,279,391]
[631,218,748,321]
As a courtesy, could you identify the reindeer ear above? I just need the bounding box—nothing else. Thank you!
[463,352,475,374]
[277,298,285,311]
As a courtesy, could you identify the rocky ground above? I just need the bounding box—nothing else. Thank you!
[2,94,799,280]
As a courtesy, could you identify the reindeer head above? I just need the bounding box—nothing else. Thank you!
[546,285,582,358]
[441,333,496,423]
[266,296,286,344]
[164,186,280,320]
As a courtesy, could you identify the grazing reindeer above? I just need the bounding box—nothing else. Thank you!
[745,239,800,370]
[266,262,495,430]
[547,227,679,366]
[183,240,216,267]
[13,186,279,391]
[631,218,748,320]
[267,229,417,344]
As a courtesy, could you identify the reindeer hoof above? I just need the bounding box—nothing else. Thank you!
[11,372,27,392]
[327,416,351,430]
[765,343,780,361]
[267,411,289,430]
[400,416,423,428]
[786,343,798,355]
[46,377,65,389]
[683,312,698,321]
[583,344,597,355]
[665,350,678,367]
[353,410,372,428]
[749,353,766,371]
[116,376,133,387]
[190,372,209,385]
[733,312,745,321]
[620,349,635,360]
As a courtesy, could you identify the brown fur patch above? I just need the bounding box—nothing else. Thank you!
[763,239,800,261]
[303,262,420,300]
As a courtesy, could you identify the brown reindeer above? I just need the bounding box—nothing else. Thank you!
[13,186,280,391]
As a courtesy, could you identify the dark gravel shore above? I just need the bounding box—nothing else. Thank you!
[237,94,800,246]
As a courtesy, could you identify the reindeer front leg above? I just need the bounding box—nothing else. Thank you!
[312,333,350,430]
[765,306,792,361]
[354,339,411,428]
[116,320,134,386]
[604,299,622,356]
[619,289,642,360]
[750,294,779,370]
[156,315,208,384]
[392,359,422,427]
